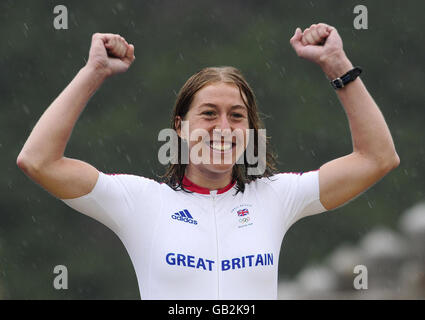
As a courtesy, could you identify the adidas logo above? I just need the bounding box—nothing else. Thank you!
[171,209,198,225]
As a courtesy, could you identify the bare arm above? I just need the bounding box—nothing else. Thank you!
[17,33,135,199]
[290,23,400,210]
[319,55,399,210]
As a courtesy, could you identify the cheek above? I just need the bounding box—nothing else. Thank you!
[237,120,250,145]
[180,116,204,140]
[187,127,210,150]
[238,131,249,154]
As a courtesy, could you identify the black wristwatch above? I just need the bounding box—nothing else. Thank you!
[330,66,362,89]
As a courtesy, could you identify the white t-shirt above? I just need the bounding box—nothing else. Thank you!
[61,169,327,300]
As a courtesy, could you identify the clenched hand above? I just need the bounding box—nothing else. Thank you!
[86,33,136,77]
[290,23,352,79]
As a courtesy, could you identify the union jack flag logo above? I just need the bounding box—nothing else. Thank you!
[237,208,249,216]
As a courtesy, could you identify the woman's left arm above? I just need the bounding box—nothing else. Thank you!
[290,23,400,211]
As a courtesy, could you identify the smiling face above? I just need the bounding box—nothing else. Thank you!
[176,82,250,175]
[164,66,277,191]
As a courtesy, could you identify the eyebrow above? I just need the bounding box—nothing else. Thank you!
[198,103,247,111]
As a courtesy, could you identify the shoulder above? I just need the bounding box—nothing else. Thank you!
[247,170,320,191]
[252,171,306,185]
[98,171,164,191]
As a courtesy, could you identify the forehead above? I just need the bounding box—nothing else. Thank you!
[192,82,247,108]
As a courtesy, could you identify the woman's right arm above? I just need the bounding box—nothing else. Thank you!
[17,33,135,199]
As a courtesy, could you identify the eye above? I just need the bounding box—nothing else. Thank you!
[231,113,244,119]
[202,111,215,117]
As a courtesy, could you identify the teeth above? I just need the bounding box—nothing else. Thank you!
[210,141,232,151]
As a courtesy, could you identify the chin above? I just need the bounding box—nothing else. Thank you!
[199,162,235,175]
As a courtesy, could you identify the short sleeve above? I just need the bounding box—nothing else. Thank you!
[61,171,160,236]
[266,170,327,230]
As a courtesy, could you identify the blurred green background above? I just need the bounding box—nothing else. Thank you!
[0,0,423,299]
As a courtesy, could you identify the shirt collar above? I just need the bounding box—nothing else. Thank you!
[181,176,236,195]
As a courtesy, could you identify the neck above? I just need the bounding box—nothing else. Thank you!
[185,165,233,190]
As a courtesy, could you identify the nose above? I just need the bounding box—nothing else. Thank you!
[212,115,233,142]
[216,114,231,130]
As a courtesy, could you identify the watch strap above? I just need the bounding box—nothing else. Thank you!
[330,66,362,89]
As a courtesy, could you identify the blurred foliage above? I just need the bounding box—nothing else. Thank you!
[0,0,424,299]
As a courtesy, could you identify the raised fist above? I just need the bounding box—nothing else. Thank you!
[289,23,344,67]
[86,33,135,77]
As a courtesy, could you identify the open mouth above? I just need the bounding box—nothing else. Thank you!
[206,140,236,153]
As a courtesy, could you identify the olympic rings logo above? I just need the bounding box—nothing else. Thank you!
[239,217,250,223]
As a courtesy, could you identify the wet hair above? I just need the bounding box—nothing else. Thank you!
[161,66,277,193]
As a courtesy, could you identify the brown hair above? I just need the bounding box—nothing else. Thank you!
[161,66,277,193]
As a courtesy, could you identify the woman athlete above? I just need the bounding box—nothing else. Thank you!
[17,23,399,299]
